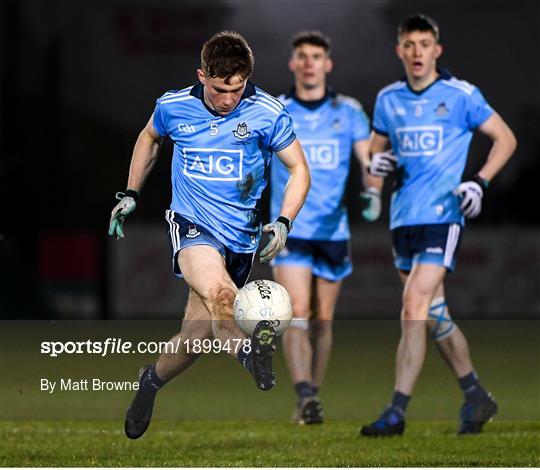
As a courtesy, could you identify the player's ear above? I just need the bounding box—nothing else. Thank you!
[325,56,333,74]
[288,57,295,73]
[196,68,206,85]
[395,44,403,60]
[435,43,443,59]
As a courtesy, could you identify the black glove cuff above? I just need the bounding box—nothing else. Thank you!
[125,189,140,201]
[276,216,292,234]
[472,174,489,191]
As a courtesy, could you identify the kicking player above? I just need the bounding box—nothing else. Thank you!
[108,31,310,439]
[360,15,516,436]
[271,31,382,424]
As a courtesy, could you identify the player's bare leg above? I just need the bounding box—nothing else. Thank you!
[311,277,341,390]
[180,245,276,391]
[395,264,446,394]
[300,276,341,424]
[361,264,445,437]
[156,289,213,380]
[427,284,497,433]
[125,285,213,439]
[179,246,245,351]
[274,265,317,422]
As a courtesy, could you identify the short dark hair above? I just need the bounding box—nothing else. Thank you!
[200,31,254,83]
[291,30,331,54]
[398,14,440,42]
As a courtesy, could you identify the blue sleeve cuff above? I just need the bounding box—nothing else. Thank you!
[273,132,297,153]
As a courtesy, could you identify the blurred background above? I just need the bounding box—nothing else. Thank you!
[1,0,539,320]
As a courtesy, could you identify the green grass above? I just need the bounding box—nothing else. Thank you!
[1,420,539,467]
[1,320,539,466]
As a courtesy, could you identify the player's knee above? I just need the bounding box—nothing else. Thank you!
[206,285,236,319]
[427,297,455,341]
[310,318,332,334]
[402,294,429,321]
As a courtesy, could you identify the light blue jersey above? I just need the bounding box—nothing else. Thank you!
[153,82,296,253]
[373,70,494,229]
[271,89,370,240]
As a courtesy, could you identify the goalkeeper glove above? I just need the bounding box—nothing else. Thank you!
[108,189,139,239]
[360,187,381,222]
[453,175,488,219]
[259,216,291,264]
[369,151,397,177]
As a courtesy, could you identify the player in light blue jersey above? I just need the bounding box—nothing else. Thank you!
[360,15,516,437]
[108,31,310,439]
[270,31,382,424]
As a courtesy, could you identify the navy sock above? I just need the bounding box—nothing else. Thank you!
[295,381,313,399]
[237,348,253,374]
[391,391,410,415]
[458,371,488,405]
[312,385,319,396]
[139,364,167,395]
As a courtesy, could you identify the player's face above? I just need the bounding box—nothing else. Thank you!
[289,44,332,89]
[396,31,442,81]
[197,69,247,115]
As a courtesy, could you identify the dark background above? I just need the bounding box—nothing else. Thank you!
[1,0,539,318]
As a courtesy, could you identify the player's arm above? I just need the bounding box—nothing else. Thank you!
[453,113,517,218]
[355,138,383,222]
[476,112,517,181]
[259,139,310,263]
[108,114,163,239]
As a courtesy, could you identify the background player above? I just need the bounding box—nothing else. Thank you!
[360,15,517,436]
[270,31,382,424]
[108,31,310,439]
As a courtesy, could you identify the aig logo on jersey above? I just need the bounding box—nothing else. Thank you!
[301,140,339,169]
[183,148,243,181]
[395,126,443,157]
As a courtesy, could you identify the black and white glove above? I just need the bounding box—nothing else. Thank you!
[108,190,139,239]
[453,175,488,219]
[259,216,292,264]
[369,151,397,177]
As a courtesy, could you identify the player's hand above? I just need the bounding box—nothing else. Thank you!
[108,191,138,239]
[259,221,288,264]
[453,181,483,218]
[369,151,397,177]
[360,187,381,222]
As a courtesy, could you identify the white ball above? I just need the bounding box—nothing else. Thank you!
[233,279,293,337]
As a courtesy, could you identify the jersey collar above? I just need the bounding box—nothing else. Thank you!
[189,81,256,116]
[401,68,453,95]
[286,85,337,110]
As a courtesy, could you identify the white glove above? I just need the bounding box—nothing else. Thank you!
[260,220,289,264]
[108,191,138,239]
[360,187,381,222]
[369,151,397,177]
[453,181,483,218]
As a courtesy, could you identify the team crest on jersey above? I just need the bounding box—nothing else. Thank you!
[233,122,251,139]
[186,226,201,239]
[435,102,449,117]
[332,119,342,131]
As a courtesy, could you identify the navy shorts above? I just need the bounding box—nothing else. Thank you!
[392,223,463,273]
[271,237,352,281]
[165,210,254,288]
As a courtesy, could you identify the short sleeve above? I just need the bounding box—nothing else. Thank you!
[466,87,494,129]
[152,101,168,137]
[372,96,389,136]
[267,109,296,152]
[351,105,371,142]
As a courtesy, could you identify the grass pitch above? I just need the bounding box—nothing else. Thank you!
[1,320,539,466]
[1,420,539,467]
